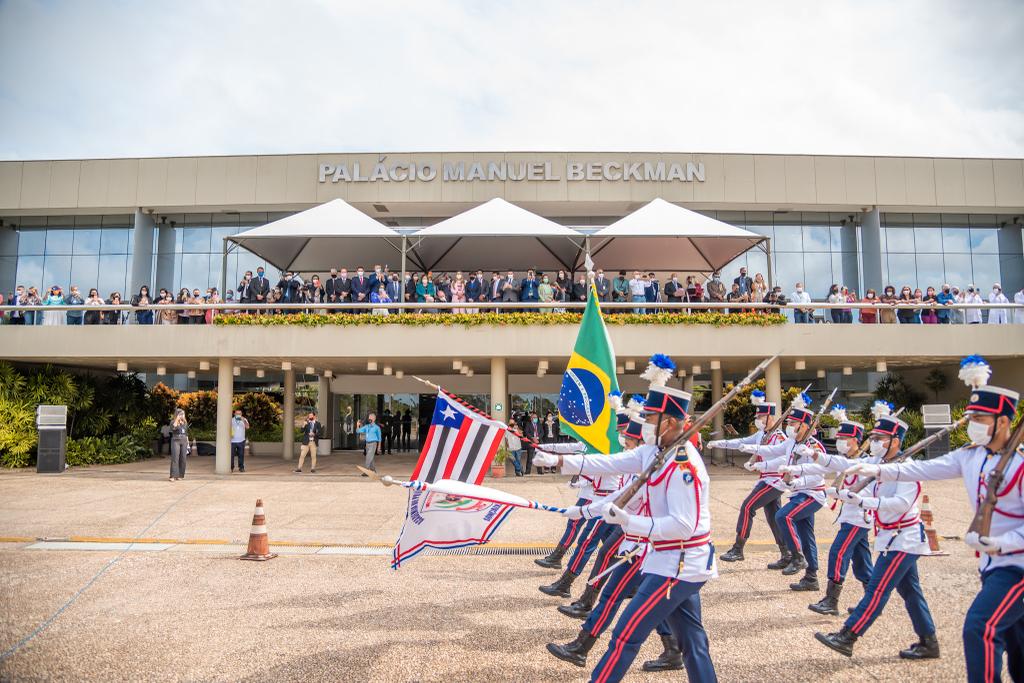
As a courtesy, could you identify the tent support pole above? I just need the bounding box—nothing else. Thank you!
[764,239,774,291]
[220,238,229,301]
[399,235,408,314]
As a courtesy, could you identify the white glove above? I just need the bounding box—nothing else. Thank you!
[568,478,583,489]
[838,490,862,504]
[738,444,759,455]
[602,504,630,527]
[845,463,880,478]
[794,444,815,459]
[788,477,806,489]
[825,486,840,499]
[779,465,800,476]
[532,451,558,468]
[857,496,881,511]
[742,460,756,472]
[749,461,767,472]
[707,440,726,449]
[562,506,582,520]
[965,531,1002,555]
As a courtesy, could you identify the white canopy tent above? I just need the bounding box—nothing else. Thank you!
[221,199,406,293]
[406,198,586,272]
[588,198,771,283]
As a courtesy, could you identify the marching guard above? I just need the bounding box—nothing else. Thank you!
[738,392,828,591]
[706,389,789,566]
[534,353,718,683]
[814,411,940,660]
[844,356,1023,681]
[778,405,875,615]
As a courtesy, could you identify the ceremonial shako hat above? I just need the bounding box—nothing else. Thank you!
[872,416,908,441]
[750,390,777,416]
[624,417,644,441]
[787,391,813,425]
[640,354,691,420]
[959,355,1019,419]
[609,391,629,431]
[966,386,1019,419]
[836,420,865,441]
[616,412,630,430]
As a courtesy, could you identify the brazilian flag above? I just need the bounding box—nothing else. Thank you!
[558,283,621,454]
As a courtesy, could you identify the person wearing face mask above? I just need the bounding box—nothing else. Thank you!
[859,289,879,324]
[844,357,1022,677]
[538,273,554,310]
[1016,285,1024,324]
[593,269,610,302]
[815,412,938,661]
[533,354,717,683]
[663,273,684,308]
[738,392,827,589]
[464,270,483,313]
[879,286,898,324]
[963,284,983,324]
[548,408,683,673]
[935,283,954,324]
[778,406,874,617]
[988,283,1009,324]
[897,286,917,324]
[350,266,371,313]
[707,390,789,565]
[790,282,813,323]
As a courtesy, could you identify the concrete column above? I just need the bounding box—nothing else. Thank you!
[683,375,694,394]
[317,375,331,454]
[710,365,724,465]
[283,369,295,460]
[154,219,177,293]
[215,359,233,475]
[998,221,1024,295]
[840,218,861,295]
[490,357,508,423]
[0,224,17,292]
[129,208,156,292]
[765,356,782,409]
[859,208,883,295]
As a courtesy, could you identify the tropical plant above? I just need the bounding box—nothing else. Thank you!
[233,392,282,431]
[872,372,925,413]
[720,380,804,436]
[923,368,949,402]
[150,382,181,425]
[176,391,219,430]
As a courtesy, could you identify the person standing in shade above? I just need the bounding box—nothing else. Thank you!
[356,412,382,474]
[230,408,249,473]
[401,410,412,451]
[295,411,323,474]
[169,409,190,482]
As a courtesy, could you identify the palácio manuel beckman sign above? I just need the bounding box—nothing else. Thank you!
[318,159,706,184]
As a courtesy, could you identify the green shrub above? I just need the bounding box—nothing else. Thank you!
[176,391,218,431]
[150,382,181,425]
[720,380,804,436]
[233,392,282,431]
[67,433,152,466]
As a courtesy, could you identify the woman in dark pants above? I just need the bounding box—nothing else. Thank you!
[169,409,191,481]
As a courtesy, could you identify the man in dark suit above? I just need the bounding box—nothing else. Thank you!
[380,409,394,454]
[251,267,271,309]
[351,266,371,312]
[593,269,611,302]
[385,274,401,304]
[571,274,588,302]
[645,271,660,314]
[489,272,503,307]
[664,273,684,307]
[325,269,342,303]
[734,267,753,296]
[500,271,520,313]
[237,271,253,308]
[466,271,483,312]
[521,269,540,305]
[520,411,537,474]
[401,410,413,450]
[295,411,323,473]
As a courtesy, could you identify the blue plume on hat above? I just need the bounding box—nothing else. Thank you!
[792,392,812,410]
[630,393,646,405]
[608,390,624,413]
[958,355,991,389]
[750,389,766,406]
[870,400,893,421]
[829,404,847,422]
[625,395,646,420]
[641,354,675,387]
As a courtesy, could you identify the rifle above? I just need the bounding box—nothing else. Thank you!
[782,387,838,483]
[744,382,813,468]
[849,415,971,494]
[831,406,906,489]
[966,416,1024,537]
[612,354,779,509]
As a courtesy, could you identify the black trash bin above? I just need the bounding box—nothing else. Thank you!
[36,405,68,473]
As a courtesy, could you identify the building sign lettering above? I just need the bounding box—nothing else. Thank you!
[317,160,705,184]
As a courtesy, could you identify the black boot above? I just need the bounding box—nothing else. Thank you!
[546,631,597,667]
[809,580,842,614]
[815,626,858,657]
[899,634,940,660]
[767,545,792,570]
[642,634,684,671]
[720,538,746,562]
[790,569,819,591]
[535,545,568,570]
[558,583,599,619]
[781,552,807,576]
[540,570,577,598]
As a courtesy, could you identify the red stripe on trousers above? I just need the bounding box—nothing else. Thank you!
[560,517,582,550]
[570,522,602,574]
[852,552,906,633]
[596,534,625,575]
[784,498,815,553]
[590,557,644,636]
[984,575,1024,682]
[595,576,674,683]
[739,484,772,539]
[831,526,859,583]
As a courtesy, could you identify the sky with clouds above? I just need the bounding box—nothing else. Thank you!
[0,0,1021,160]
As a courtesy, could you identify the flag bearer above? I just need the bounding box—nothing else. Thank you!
[534,353,718,683]
[844,356,1021,680]
[706,389,788,566]
[777,405,874,616]
[814,412,939,661]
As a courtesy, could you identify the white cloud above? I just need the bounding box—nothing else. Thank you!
[0,0,1021,159]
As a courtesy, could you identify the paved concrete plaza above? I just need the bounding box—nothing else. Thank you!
[0,450,985,681]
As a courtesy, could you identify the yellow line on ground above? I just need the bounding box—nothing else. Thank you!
[0,536,34,543]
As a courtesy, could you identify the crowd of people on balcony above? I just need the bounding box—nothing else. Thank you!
[2,263,1023,324]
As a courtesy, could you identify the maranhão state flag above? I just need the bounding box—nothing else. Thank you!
[393,392,511,568]
[558,282,621,455]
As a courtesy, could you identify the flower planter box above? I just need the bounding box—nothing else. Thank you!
[489,462,507,478]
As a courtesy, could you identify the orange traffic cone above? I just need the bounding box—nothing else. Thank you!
[920,495,947,557]
[240,499,278,561]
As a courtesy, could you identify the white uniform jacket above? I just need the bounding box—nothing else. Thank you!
[861,478,929,555]
[790,452,880,529]
[560,442,717,582]
[879,445,1024,571]
[538,441,597,499]
[583,475,648,556]
[754,436,828,504]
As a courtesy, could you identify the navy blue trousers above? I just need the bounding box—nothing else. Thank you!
[963,566,1024,683]
[567,519,614,577]
[589,574,717,683]
[826,523,873,585]
[845,550,935,638]
[735,480,784,544]
[583,555,673,639]
[555,497,591,549]
[586,526,624,581]
[774,493,822,571]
